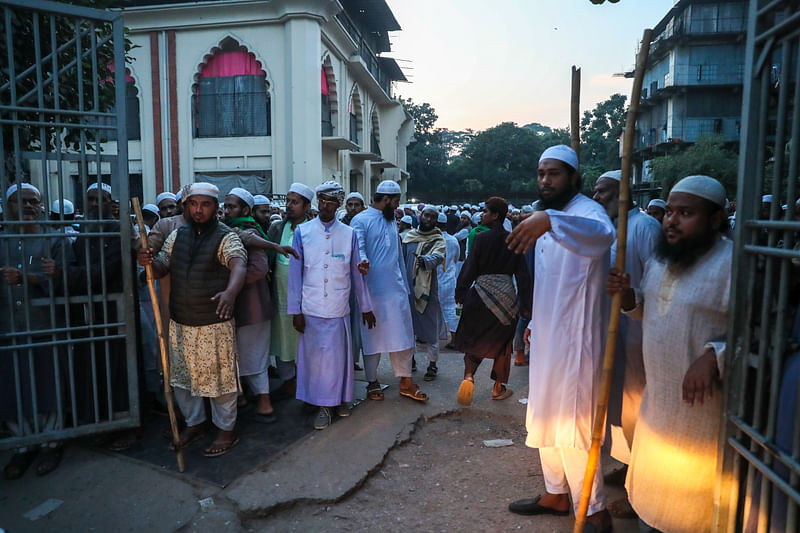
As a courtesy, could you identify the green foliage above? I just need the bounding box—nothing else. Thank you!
[649,135,739,197]
[579,93,626,185]
[402,98,449,194]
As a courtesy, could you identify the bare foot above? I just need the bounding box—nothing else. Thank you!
[255,394,274,416]
[537,492,570,513]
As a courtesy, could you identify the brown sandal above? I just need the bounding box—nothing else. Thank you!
[366,381,384,401]
[399,385,429,403]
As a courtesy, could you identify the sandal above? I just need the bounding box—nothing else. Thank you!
[3,450,38,480]
[35,445,63,476]
[366,381,384,401]
[203,436,239,458]
[423,363,438,382]
[399,384,429,403]
[171,425,206,450]
[492,386,514,401]
[457,378,474,406]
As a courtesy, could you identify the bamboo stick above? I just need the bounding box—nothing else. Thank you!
[571,66,581,157]
[132,198,186,473]
[573,28,652,533]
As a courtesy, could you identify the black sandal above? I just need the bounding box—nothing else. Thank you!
[35,445,63,476]
[3,450,38,480]
[424,363,438,381]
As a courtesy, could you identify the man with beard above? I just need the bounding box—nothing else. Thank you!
[341,192,366,226]
[402,206,448,382]
[267,183,314,398]
[223,188,274,422]
[606,175,731,533]
[287,181,375,429]
[252,195,272,235]
[592,169,660,518]
[156,192,179,219]
[2,184,73,479]
[506,145,615,533]
[142,182,247,457]
[453,196,531,404]
[351,180,428,402]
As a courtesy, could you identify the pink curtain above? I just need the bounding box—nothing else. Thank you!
[201,51,265,78]
[321,68,329,95]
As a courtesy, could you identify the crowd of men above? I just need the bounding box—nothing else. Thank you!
[2,142,743,532]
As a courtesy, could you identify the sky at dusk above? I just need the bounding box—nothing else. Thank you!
[385,0,676,132]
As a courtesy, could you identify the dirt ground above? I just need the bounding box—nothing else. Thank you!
[245,408,632,533]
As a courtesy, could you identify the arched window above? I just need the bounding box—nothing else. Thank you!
[321,56,338,136]
[104,64,140,141]
[193,38,270,138]
[370,107,380,156]
[349,86,362,147]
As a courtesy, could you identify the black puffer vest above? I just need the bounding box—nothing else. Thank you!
[170,220,231,326]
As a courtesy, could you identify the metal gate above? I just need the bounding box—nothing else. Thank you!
[0,0,138,450]
[718,1,800,531]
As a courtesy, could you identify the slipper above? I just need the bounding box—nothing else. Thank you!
[251,411,277,424]
[514,360,529,367]
[366,381,384,401]
[457,378,474,406]
[492,386,514,401]
[399,385,429,403]
[203,437,239,458]
[3,450,38,480]
[171,426,206,451]
[508,495,570,516]
[35,446,63,476]
[424,364,438,381]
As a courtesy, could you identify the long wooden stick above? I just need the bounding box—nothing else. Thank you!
[571,66,581,157]
[573,29,652,533]
[132,198,185,473]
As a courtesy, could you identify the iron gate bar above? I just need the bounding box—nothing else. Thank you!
[0,0,138,451]
[731,415,800,481]
[728,439,800,507]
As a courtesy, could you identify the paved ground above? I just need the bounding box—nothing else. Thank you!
[0,346,638,533]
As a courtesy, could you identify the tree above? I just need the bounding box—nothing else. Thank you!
[401,98,449,194]
[579,93,627,185]
[648,135,739,197]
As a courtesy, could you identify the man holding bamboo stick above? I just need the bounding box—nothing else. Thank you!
[506,145,615,533]
[607,175,731,533]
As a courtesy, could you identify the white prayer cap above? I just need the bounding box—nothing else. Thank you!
[521,205,534,214]
[512,208,520,213]
[227,187,254,208]
[421,205,438,215]
[270,214,283,222]
[539,144,579,171]
[796,197,800,206]
[479,201,486,208]
[762,194,773,203]
[400,215,412,224]
[647,198,666,210]
[462,203,470,209]
[253,194,270,206]
[376,180,401,194]
[51,199,74,215]
[471,213,482,225]
[471,204,478,210]
[346,191,365,203]
[156,192,176,205]
[288,182,314,202]
[598,170,622,182]
[142,203,160,217]
[6,183,40,198]
[87,182,112,195]
[459,210,470,217]
[315,180,345,204]
[437,212,447,223]
[782,204,788,210]
[185,182,219,201]
[670,175,726,208]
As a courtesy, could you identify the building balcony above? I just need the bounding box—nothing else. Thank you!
[635,117,740,152]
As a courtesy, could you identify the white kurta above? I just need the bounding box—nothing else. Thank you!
[625,236,731,533]
[351,207,414,355]
[438,232,461,332]
[525,193,616,450]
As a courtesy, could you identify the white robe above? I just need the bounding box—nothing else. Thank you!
[525,193,616,450]
[351,207,414,354]
[625,236,731,533]
[438,232,461,332]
